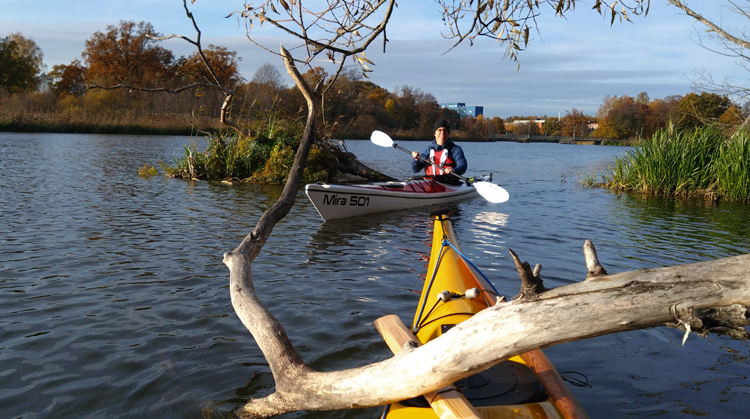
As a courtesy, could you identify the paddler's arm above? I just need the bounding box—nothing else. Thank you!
[411,148,428,173]
[451,145,467,175]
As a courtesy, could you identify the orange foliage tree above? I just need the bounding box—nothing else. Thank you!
[48,60,87,98]
[83,21,175,87]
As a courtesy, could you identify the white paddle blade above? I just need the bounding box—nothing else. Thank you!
[474,181,510,203]
[370,130,395,148]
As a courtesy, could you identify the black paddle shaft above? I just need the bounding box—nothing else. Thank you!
[392,143,470,183]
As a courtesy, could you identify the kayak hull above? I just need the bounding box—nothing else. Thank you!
[380,211,586,419]
[305,179,476,221]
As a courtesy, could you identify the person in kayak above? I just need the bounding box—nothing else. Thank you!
[411,119,467,184]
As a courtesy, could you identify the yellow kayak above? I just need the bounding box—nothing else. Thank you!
[377,209,587,419]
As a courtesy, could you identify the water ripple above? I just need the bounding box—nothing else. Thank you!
[1,135,749,418]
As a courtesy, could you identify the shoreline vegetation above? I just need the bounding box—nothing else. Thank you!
[0,108,497,142]
[0,108,221,136]
[4,19,748,201]
[585,124,750,203]
[3,109,748,203]
[146,122,750,204]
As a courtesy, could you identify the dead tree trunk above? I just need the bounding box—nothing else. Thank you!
[226,237,750,417]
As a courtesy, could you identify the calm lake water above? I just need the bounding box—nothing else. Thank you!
[1,132,749,418]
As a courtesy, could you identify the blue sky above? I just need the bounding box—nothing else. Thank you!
[2,0,747,118]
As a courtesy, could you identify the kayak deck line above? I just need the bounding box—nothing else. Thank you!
[304,177,485,221]
[317,178,454,194]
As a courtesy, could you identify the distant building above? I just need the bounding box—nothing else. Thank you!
[441,102,484,118]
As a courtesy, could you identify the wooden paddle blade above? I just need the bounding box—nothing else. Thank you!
[473,181,510,203]
[370,130,394,148]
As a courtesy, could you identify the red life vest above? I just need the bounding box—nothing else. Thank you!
[426,148,456,176]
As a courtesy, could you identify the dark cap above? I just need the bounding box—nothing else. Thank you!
[434,119,451,133]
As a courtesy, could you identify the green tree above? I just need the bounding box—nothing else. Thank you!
[542,117,561,136]
[10,33,43,70]
[0,35,41,93]
[677,92,732,128]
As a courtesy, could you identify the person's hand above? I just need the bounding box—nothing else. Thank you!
[411,151,419,160]
[444,167,453,174]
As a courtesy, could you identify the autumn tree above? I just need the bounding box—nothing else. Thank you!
[560,108,592,137]
[459,115,489,139]
[180,44,243,88]
[511,120,540,136]
[48,60,87,98]
[320,70,395,136]
[719,105,746,129]
[644,95,681,136]
[593,95,645,139]
[83,20,175,87]
[9,33,44,73]
[0,34,43,93]
[490,116,507,135]
[390,86,426,132]
[340,79,393,135]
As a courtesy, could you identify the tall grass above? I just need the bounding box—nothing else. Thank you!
[603,124,750,202]
[714,131,750,201]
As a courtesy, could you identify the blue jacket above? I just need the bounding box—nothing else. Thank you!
[411,139,467,175]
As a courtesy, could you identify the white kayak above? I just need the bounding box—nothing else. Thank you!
[305,178,479,221]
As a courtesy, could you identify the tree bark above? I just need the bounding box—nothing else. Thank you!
[229,248,750,418]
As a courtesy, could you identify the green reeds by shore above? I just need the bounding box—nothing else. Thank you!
[597,124,750,202]
[158,115,340,184]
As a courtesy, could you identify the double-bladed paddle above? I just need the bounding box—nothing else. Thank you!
[370,130,510,204]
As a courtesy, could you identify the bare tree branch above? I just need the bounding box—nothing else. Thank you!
[666,0,750,134]
[437,0,650,65]
[225,242,750,417]
[667,0,750,50]
[88,0,250,136]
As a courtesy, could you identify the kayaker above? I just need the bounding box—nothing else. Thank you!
[411,119,467,184]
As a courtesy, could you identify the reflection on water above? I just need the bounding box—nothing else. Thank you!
[1,134,749,418]
[612,193,750,267]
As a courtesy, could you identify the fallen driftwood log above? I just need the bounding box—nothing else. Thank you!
[224,237,750,418]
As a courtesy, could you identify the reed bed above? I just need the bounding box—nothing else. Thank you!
[161,114,338,184]
[714,131,750,201]
[602,125,750,202]
[0,107,222,135]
